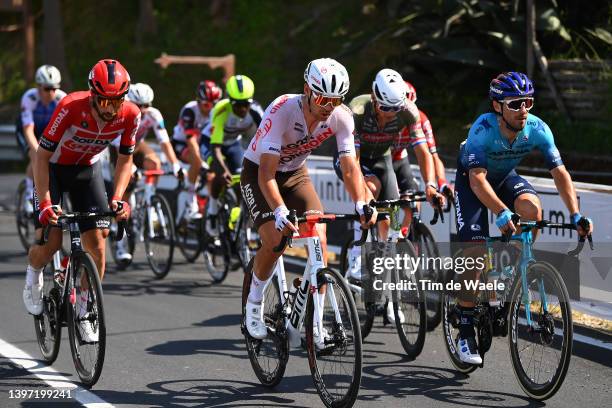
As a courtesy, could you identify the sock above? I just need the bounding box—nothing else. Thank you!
[248,272,270,304]
[351,221,361,258]
[79,289,89,317]
[317,291,325,325]
[25,177,34,193]
[458,305,476,339]
[208,197,219,216]
[26,265,43,287]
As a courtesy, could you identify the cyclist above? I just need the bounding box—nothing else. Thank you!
[23,59,139,343]
[333,69,443,286]
[453,71,593,365]
[392,80,452,235]
[241,58,377,344]
[171,80,222,220]
[201,74,263,236]
[16,65,67,214]
[110,82,183,261]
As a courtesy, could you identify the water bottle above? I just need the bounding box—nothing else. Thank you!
[228,206,241,231]
[496,265,514,302]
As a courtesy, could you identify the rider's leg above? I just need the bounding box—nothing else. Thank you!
[24,227,62,314]
[81,228,109,281]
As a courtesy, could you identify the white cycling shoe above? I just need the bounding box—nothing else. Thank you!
[115,237,132,262]
[78,314,99,343]
[23,284,43,315]
[184,201,202,221]
[205,216,219,237]
[313,326,330,350]
[386,302,405,324]
[246,300,268,339]
[457,336,483,365]
[346,255,362,281]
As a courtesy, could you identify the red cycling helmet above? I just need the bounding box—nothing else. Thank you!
[197,80,222,103]
[88,59,131,98]
[404,81,417,102]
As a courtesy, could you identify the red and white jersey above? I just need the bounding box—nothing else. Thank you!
[39,91,140,165]
[171,100,210,143]
[392,110,437,160]
[244,94,355,172]
[111,106,168,148]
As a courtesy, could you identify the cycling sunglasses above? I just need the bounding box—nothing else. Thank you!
[311,91,343,108]
[378,103,402,113]
[136,103,151,109]
[503,97,534,112]
[95,95,124,109]
[42,86,58,92]
[230,99,252,108]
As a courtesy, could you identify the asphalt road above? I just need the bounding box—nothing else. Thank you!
[0,210,610,408]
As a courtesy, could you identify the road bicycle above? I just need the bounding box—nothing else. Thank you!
[109,169,176,279]
[34,209,125,387]
[241,211,365,408]
[203,174,258,283]
[442,215,593,400]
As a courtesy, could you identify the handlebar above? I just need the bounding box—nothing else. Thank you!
[40,206,127,245]
[369,195,444,225]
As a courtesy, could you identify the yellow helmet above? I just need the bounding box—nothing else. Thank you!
[226,75,254,101]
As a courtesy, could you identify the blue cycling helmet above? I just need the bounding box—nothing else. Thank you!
[489,72,534,101]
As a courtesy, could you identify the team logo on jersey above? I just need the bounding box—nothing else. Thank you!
[81,121,88,128]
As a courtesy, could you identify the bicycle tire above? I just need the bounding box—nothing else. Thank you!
[394,241,427,359]
[15,180,35,252]
[109,219,135,270]
[176,216,203,262]
[339,237,375,339]
[203,206,231,283]
[66,251,106,387]
[305,267,362,408]
[33,262,62,363]
[508,261,572,400]
[441,291,477,374]
[241,259,288,387]
[144,194,176,279]
[413,223,443,331]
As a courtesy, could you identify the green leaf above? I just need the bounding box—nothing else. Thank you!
[585,28,612,46]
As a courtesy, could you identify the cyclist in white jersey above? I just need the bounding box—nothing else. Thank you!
[241,58,377,341]
[17,65,67,213]
[109,83,182,261]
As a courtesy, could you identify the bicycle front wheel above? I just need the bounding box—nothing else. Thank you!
[508,261,572,400]
[15,180,35,252]
[305,267,362,408]
[241,259,288,387]
[144,194,176,279]
[203,207,230,283]
[176,217,203,262]
[66,251,106,387]
[34,261,62,363]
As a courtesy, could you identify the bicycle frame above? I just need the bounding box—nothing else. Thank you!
[131,171,171,242]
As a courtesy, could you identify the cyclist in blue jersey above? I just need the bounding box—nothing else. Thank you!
[453,72,593,365]
[16,65,66,214]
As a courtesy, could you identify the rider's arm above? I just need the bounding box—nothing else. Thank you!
[468,168,507,215]
[113,152,133,199]
[160,141,179,164]
[339,155,371,203]
[33,147,53,203]
[209,101,231,174]
[550,166,579,215]
[413,143,436,192]
[20,93,39,151]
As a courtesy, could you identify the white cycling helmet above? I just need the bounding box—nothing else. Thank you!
[127,83,154,105]
[304,58,350,97]
[35,65,61,88]
[372,68,407,107]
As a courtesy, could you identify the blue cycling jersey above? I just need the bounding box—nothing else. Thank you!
[458,112,563,184]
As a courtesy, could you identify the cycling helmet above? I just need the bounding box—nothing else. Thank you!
[404,81,417,102]
[489,71,534,101]
[304,58,349,97]
[127,83,154,105]
[226,75,254,101]
[197,80,222,103]
[35,65,61,88]
[372,68,407,107]
[88,59,131,98]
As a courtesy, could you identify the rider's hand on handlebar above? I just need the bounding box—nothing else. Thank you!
[426,184,446,208]
[172,162,183,178]
[496,208,517,235]
[355,201,377,229]
[111,196,131,221]
[571,213,594,237]
[39,200,62,226]
[223,171,233,186]
[274,205,298,235]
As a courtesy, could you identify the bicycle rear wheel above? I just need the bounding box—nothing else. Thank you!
[508,261,572,400]
[34,261,62,364]
[66,251,106,387]
[203,207,231,283]
[441,291,477,374]
[394,241,427,359]
[241,259,288,387]
[340,237,375,339]
[176,217,203,262]
[144,194,175,279]
[305,267,362,408]
[413,223,443,331]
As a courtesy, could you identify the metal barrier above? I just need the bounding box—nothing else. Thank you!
[0,124,21,161]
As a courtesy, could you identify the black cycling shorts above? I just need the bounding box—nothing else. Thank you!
[34,161,111,232]
[392,156,420,196]
[332,152,399,201]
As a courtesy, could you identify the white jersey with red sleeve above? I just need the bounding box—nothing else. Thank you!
[244,94,355,172]
[111,106,168,148]
[39,91,140,165]
[392,109,436,160]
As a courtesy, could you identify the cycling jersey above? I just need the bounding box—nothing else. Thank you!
[244,94,355,172]
[204,99,264,146]
[19,88,67,137]
[171,100,210,143]
[110,106,168,149]
[38,91,140,165]
[458,112,563,185]
[392,110,436,161]
[350,94,423,160]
